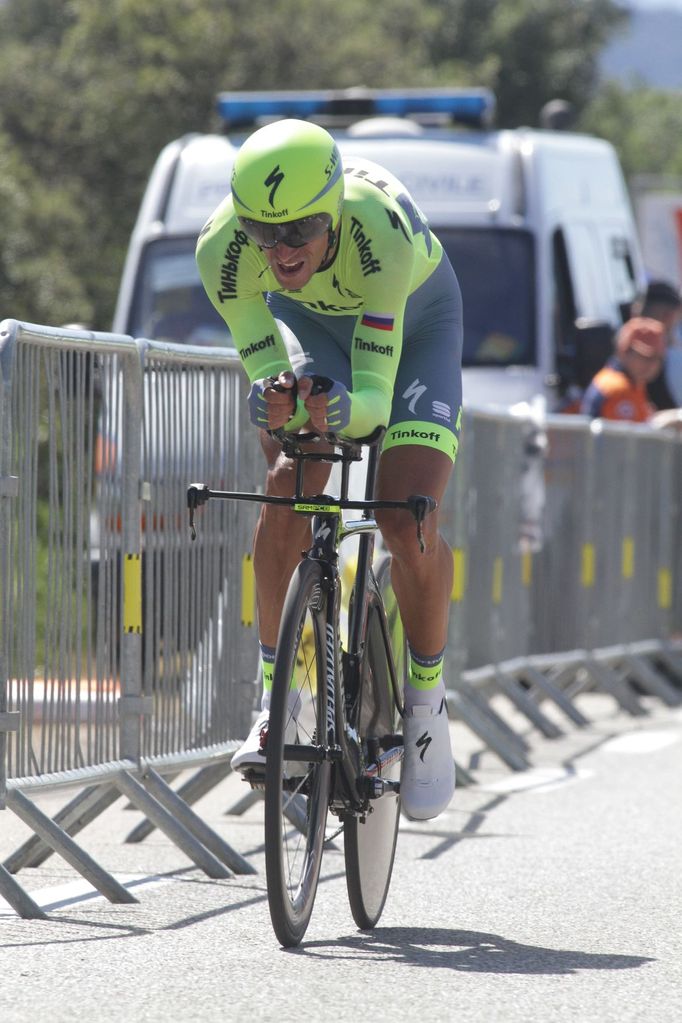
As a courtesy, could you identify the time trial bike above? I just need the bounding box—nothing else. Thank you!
[188,416,435,947]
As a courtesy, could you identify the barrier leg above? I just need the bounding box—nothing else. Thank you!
[5,790,138,905]
[4,784,122,873]
[520,665,591,727]
[114,771,233,880]
[141,768,255,875]
[623,655,682,708]
[457,680,531,753]
[493,669,563,739]
[446,688,530,772]
[125,762,232,843]
[225,787,263,816]
[0,862,47,920]
[582,658,648,716]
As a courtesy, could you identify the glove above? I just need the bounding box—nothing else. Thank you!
[248,376,298,429]
[316,378,352,432]
[247,378,272,428]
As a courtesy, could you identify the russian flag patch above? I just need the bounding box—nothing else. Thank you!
[361,312,394,332]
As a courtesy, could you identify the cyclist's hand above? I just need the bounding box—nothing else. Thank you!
[298,376,352,433]
[248,371,296,429]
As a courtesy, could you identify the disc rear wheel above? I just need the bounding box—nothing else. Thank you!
[344,558,406,929]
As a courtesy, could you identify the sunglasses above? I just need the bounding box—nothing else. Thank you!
[238,212,332,249]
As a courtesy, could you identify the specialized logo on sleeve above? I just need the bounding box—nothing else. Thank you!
[238,334,276,360]
[402,379,427,415]
[264,165,285,208]
[361,312,394,332]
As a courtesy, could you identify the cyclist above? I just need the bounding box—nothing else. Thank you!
[196,119,462,820]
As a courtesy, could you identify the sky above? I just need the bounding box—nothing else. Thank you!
[628,0,682,8]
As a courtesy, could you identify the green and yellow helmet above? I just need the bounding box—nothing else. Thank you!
[230,119,344,228]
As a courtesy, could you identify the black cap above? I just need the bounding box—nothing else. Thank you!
[644,279,681,308]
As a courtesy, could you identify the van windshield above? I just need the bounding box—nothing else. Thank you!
[128,238,231,346]
[437,227,535,367]
[130,229,536,368]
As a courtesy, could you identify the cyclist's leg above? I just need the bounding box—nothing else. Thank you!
[252,427,332,651]
[253,313,353,646]
[234,318,351,771]
[252,307,354,689]
[376,252,462,662]
[374,253,463,818]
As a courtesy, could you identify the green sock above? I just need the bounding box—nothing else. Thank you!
[406,647,445,712]
[259,644,276,711]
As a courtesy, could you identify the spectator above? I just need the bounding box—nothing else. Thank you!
[632,279,682,410]
[580,317,665,422]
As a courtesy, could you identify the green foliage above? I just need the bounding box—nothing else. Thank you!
[579,82,682,179]
[0,0,663,331]
[416,0,626,126]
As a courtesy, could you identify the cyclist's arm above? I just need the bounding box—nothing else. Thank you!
[345,282,410,438]
[201,293,311,430]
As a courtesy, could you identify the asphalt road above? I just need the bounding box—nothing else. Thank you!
[2,695,681,1023]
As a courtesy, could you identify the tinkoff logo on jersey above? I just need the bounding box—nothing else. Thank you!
[217,229,249,302]
[239,334,276,360]
[385,419,460,462]
[354,337,394,357]
[361,312,394,332]
[349,217,381,276]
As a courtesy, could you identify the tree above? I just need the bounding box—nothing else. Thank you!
[579,81,682,180]
[420,0,626,126]
[0,0,632,328]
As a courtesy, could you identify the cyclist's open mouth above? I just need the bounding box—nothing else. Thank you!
[276,258,305,279]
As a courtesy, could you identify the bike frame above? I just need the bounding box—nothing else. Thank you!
[187,429,432,812]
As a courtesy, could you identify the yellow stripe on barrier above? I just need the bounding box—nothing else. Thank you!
[492,556,503,605]
[521,550,533,588]
[622,537,634,580]
[451,547,466,602]
[581,543,595,588]
[241,553,255,626]
[658,568,672,610]
[123,553,142,634]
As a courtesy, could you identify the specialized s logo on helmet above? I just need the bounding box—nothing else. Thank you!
[264,165,285,208]
[324,147,339,181]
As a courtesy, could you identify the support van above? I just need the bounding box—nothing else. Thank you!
[113,88,646,409]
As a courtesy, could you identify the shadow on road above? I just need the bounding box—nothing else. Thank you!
[294,926,654,974]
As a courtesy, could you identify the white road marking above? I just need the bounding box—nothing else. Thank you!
[479,766,594,795]
[0,873,170,916]
[600,729,682,755]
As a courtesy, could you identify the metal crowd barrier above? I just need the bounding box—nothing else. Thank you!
[0,320,261,917]
[1,318,681,918]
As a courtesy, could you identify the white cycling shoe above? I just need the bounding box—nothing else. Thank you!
[231,709,270,773]
[231,709,298,774]
[401,700,456,821]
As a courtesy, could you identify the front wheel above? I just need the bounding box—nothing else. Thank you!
[344,557,406,929]
[264,558,331,947]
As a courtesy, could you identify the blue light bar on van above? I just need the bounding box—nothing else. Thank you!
[216,88,495,129]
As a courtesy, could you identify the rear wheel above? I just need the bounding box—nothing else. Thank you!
[265,559,331,947]
[344,557,406,929]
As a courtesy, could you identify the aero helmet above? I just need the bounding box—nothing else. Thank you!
[230,119,344,228]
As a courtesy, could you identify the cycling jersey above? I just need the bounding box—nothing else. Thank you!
[196,158,445,438]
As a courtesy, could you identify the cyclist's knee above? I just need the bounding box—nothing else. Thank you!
[376,507,439,560]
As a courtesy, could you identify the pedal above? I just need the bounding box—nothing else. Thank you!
[242,767,266,791]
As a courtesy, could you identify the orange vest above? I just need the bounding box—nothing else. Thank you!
[581,359,652,422]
